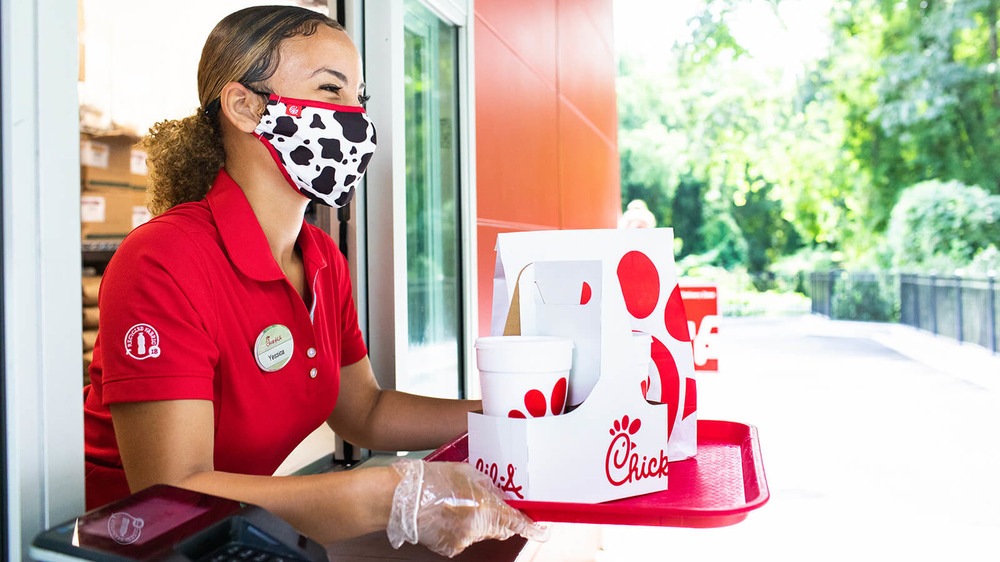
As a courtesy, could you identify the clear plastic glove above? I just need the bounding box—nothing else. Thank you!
[387,458,549,557]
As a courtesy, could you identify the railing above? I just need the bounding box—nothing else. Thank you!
[810,271,998,354]
[694,271,812,317]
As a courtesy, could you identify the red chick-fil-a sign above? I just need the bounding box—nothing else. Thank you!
[680,284,719,372]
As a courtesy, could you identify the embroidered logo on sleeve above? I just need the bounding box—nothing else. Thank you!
[124,323,161,360]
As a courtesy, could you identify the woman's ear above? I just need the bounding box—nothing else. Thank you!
[219,82,265,134]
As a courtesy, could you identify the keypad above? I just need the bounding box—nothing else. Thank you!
[199,542,295,562]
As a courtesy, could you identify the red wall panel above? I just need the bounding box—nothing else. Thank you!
[557,0,619,143]
[475,18,561,227]
[475,0,619,337]
[558,99,621,229]
[577,0,616,52]
[474,0,558,86]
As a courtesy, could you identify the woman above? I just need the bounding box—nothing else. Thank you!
[82,5,545,557]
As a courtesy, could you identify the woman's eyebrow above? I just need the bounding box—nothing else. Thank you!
[310,67,348,82]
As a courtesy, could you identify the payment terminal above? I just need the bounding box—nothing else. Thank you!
[30,485,328,561]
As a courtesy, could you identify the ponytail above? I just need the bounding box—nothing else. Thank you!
[140,109,225,215]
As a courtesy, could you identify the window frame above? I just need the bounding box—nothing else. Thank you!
[2,0,85,557]
[361,0,478,398]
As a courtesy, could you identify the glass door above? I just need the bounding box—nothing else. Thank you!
[401,0,462,398]
[0,8,6,546]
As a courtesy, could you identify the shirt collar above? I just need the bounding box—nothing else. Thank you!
[297,217,329,275]
[206,169,327,282]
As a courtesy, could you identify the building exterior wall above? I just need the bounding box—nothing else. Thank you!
[473,0,620,337]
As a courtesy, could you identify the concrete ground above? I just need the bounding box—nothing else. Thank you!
[590,315,1000,561]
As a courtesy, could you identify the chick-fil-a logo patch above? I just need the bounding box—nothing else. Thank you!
[286,104,302,117]
[107,511,144,545]
[605,415,668,486]
[124,323,161,360]
[474,458,525,499]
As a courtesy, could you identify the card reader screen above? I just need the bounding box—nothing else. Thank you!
[58,486,240,560]
[79,495,210,547]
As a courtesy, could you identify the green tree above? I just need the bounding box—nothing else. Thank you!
[672,176,706,257]
[824,0,1000,233]
[619,0,819,271]
[618,0,1000,274]
[887,179,1000,270]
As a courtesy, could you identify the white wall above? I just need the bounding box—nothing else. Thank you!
[2,0,86,559]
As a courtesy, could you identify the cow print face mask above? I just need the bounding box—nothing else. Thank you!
[253,94,377,208]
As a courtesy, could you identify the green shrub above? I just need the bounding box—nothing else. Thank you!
[698,212,748,270]
[831,274,898,322]
[887,180,1000,271]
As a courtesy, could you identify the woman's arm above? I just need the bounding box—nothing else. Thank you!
[327,356,482,451]
[111,396,542,555]
[111,399,400,544]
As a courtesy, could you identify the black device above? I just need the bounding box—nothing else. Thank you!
[31,485,328,562]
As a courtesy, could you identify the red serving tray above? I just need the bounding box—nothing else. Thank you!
[425,419,768,528]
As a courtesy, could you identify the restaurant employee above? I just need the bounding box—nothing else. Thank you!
[82,5,546,557]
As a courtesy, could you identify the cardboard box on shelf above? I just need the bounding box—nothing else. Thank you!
[83,350,93,386]
[81,185,149,241]
[82,276,102,306]
[80,131,151,241]
[83,306,100,329]
[80,132,148,191]
[83,330,98,352]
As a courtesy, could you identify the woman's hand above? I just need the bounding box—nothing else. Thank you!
[387,459,549,558]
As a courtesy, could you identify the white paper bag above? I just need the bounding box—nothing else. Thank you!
[492,228,697,460]
[471,260,669,502]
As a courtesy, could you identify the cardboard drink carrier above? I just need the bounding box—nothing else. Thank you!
[468,228,697,504]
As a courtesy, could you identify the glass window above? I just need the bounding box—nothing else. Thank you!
[401,0,462,399]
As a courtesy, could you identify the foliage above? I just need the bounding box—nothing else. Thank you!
[730,178,803,273]
[886,179,1000,271]
[672,177,707,257]
[618,0,1000,277]
[966,245,1000,275]
[698,209,748,270]
[828,0,1000,234]
[831,273,899,322]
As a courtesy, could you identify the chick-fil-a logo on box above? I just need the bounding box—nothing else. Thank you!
[606,414,668,486]
[474,458,525,499]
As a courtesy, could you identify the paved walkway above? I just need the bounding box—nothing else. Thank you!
[594,315,1000,561]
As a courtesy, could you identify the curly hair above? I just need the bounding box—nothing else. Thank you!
[141,6,343,214]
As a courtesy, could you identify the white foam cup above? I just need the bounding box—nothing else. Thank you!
[475,336,574,418]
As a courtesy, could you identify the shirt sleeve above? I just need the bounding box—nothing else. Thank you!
[331,248,368,366]
[98,221,220,405]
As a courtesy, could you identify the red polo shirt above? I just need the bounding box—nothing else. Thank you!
[83,169,367,510]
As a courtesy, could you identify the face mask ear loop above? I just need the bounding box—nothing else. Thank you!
[244,85,274,139]
[252,106,267,140]
[241,84,278,119]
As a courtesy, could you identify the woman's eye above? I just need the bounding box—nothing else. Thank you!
[320,84,342,94]
[358,92,371,107]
